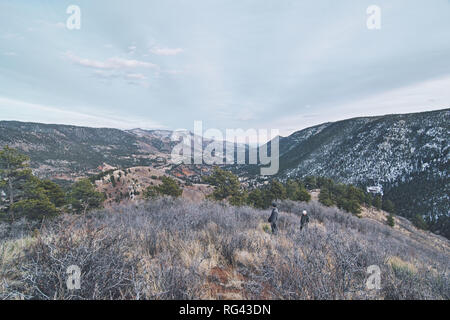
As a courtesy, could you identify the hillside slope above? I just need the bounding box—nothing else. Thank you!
[0,121,176,180]
[242,108,449,236]
[1,199,448,300]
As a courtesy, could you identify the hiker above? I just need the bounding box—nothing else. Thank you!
[300,210,309,230]
[268,202,279,235]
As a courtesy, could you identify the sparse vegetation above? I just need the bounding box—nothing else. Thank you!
[387,213,395,227]
[144,176,182,199]
[0,199,448,300]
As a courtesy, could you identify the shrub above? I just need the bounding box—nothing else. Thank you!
[68,179,105,214]
[2,199,448,300]
[204,167,242,201]
[412,214,428,230]
[10,198,58,220]
[382,199,395,213]
[144,176,182,199]
[387,213,395,227]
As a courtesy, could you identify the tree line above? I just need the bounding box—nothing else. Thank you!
[0,146,104,221]
[1,147,396,229]
[201,167,396,227]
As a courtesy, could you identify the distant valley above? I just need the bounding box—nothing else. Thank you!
[1,108,448,237]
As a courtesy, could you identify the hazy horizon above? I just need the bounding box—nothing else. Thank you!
[1,0,450,138]
[0,106,447,145]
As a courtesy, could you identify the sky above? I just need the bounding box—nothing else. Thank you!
[0,0,449,140]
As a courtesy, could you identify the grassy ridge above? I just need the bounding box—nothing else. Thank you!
[0,199,448,300]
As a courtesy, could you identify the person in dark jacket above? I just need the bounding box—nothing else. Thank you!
[268,202,279,235]
[300,210,309,230]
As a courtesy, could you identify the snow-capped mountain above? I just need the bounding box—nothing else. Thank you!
[265,108,449,236]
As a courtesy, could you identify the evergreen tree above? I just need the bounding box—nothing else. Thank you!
[382,199,395,213]
[143,186,159,199]
[145,176,183,198]
[229,189,247,207]
[319,186,334,207]
[247,189,265,209]
[110,175,117,187]
[39,179,66,207]
[412,214,428,230]
[364,193,373,206]
[0,147,67,220]
[373,195,382,210]
[11,197,58,220]
[304,176,317,190]
[285,179,300,200]
[204,167,242,201]
[0,146,32,218]
[269,179,287,200]
[346,185,365,203]
[69,179,105,214]
[387,213,395,227]
[297,187,311,202]
[261,188,275,208]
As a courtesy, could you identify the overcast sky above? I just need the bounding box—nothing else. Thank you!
[0,0,449,138]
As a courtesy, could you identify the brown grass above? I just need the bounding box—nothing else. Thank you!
[0,198,448,300]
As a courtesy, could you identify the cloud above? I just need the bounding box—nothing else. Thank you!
[0,32,22,40]
[3,52,16,56]
[92,70,150,88]
[35,20,65,29]
[91,69,149,87]
[128,45,137,54]
[269,76,450,137]
[126,73,147,80]
[92,70,120,79]
[65,52,158,70]
[149,47,184,56]
[236,108,256,121]
[0,96,165,130]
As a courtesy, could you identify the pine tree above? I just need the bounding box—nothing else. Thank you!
[247,189,265,208]
[412,214,428,230]
[304,176,317,190]
[286,179,300,201]
[382,199,395,213]
[0,146,33,219]
[69,179,105,214]
[0,147,67,220]
[204,167,242,201]
[39,179,66,207]
[297,187,311,202]
[387,213,395,227]
[229,189,247,207]
[145,176,183,198]
[269,179,287,200]
[373,195,382,210]
[319,186,334,207]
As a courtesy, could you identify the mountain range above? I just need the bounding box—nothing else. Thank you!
[0,108,448,236]
[239,108,449,236]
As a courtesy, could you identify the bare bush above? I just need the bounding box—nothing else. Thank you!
[1,197,448,300]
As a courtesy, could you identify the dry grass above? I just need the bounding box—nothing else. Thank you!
[0,198,448,300]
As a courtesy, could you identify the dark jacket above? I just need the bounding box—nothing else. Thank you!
[268,208,279,224]
[300,214,309,225]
